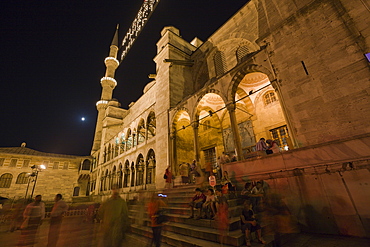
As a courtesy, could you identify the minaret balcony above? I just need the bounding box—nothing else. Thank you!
[104,57,119,68]
[96,100,109,108]
[100,77,117,87]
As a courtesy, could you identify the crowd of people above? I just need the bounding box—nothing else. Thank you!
[9,193,69,247]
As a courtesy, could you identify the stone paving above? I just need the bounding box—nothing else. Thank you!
[1,216,369,247]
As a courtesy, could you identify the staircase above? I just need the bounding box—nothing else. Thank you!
[128,184,248,247]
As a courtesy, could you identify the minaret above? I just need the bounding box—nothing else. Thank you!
[91,25,120,153]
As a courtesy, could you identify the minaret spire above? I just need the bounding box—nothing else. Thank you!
[91,26,120,153]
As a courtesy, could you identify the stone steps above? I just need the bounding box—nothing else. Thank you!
[130,223,241,247]
[128,185,248,246]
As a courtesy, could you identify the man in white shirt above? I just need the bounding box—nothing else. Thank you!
[17,195,45,246]
[47,194,68,247]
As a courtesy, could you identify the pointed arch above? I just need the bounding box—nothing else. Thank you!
[126,129,132,150]
[135,154,144,186]
[123,160,130,188]
[147,112,156,139]
[137,118,146,145]
[195,93,226,170]
[146,149,156,184]
[173,109,194,168]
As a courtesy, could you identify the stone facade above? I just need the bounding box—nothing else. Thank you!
[91,0,369,197]
[0,144,92,202]
[89,0,370,236]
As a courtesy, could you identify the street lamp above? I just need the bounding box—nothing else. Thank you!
[25,165,46,200]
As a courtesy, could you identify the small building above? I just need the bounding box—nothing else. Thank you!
[0,143,92,202]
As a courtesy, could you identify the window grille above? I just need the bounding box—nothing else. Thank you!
[264,91,277,105]
[16,172,28,184]
[214,51,227,76]
[0,173,13,188]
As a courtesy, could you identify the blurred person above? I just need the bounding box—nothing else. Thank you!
[189,160,197,184]
[179,162,190,184]
[255,138,268,156]
[221,171,236,197]
[148,193,167,247]
[219,152,230,166]
[164,167,172,189]
[188,188,206,219]
[97,186,129,247]
[9,199,28,232]
[250,181,264,212]
[47,194,68,247]
[262,193,299,247]
[240,200,266,247]
[240,182,253,200]
[17,195,45,246]
[266,139,280,154]
[215,187,229,246]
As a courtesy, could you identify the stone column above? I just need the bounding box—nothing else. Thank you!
[227,103,243,161]
[169,131,176,172]
[192,121,200,162]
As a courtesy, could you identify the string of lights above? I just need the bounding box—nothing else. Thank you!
[120,0,161,62]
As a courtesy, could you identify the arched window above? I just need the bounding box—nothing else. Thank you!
[146,150,156,184]
[236,45,250,63]
[136,155,144,186]
[111,166,117,188]
[131,162,135,187]
[118,164,123,188]
[16,172,29,184]
[214,51,227,76]
[81,159,91,171]
[107,144,112,161]
[126,129,132,150]
[147,112,156,139]
[137,120,146,145]
[264,91,277,105]
[124,161,130,188]
[0,173,13,188]
[103,147,107,163]
[120,133,126,153]
[132,129,137,148]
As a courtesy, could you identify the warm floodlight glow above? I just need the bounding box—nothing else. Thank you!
[96,100,109,106]
[40,165,46,170]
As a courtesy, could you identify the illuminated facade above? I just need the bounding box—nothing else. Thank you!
[0,143,92,202]
[90,0,370,237]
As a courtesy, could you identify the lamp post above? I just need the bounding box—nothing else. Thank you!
[27,165,46,200]
[24,172,36,200]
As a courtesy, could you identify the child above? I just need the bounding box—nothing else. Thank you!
[202,188,216,219]
[189,188,206,219]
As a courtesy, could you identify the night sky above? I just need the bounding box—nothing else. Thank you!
[0,0,248,156]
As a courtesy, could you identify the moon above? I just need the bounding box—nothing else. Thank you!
[81,117,85,121]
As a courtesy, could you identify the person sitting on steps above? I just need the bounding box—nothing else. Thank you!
[188,188,206,219]
[202,188,216,219]
[240,200,266,246]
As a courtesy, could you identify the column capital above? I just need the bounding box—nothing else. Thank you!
[226,102,236,112]
[191,121,199,129]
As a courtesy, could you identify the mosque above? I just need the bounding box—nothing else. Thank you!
[1,0,369,237]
